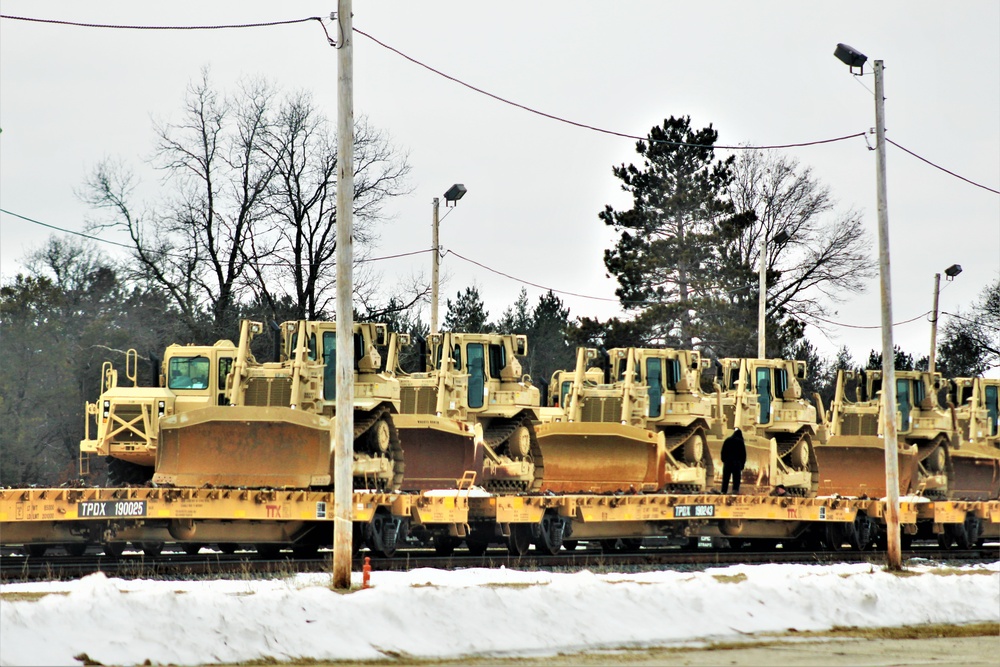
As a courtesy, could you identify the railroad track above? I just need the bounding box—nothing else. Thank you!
[2,545,996,583]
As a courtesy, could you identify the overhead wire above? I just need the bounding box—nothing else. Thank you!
[2,207,971,334]
[0,208,431,266]
[2,13,996,190]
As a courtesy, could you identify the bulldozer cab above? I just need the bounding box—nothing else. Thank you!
[864,370,943,434]
[80,340,237,480]
[420,332,536,417]
[548,367,603,408]
[229,320,398,414]
[952,377,1000,443]
[607,348,711,421]
[164,341,236,410]
[717,358,809,428]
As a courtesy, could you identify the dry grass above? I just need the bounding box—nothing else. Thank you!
[0,591,68,602]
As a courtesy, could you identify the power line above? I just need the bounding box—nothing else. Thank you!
[445,249,620,303]
[810,311,932,330]
[6,12,997,195]
[5,206,965,335]
[942,310,1000,333]
[887,139,1000,195]
[0,208,430,266]
[353,27,867,152]
[0,13,334,41]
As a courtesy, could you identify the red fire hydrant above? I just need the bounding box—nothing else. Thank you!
[362,556,372,589]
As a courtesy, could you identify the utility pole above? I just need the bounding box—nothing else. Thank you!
[332,0,355,590]
[431,197,440,334]
[873,59,903,570]
[928,272,942,375]
[757,233,767,359]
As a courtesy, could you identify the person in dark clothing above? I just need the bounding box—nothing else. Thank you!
[720,427,747,494]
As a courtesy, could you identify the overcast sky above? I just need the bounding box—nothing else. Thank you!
[1,1,997,369]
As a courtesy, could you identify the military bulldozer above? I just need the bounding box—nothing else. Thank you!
[393,331,540,492]
[534,346,714,493]
[817,369,953,498]
[154,319,405,490]
[948,376,1000,500]
[708,358,820,496]
[80,341,237,485]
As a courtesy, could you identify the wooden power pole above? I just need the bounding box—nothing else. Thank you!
[332,0,355,590]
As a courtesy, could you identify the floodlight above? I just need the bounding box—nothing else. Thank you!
[834,43,868,74]
[444,184,467,206]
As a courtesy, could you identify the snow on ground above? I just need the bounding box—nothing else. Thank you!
[2,561,998,666]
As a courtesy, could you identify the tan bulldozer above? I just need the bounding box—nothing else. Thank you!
[948,376,1000,500]
[80,341,237,485]
[817,369,952,498]
[154,319,405,490]
[393,332,540,492]
[534,346,714,493]
[708,358,820,496]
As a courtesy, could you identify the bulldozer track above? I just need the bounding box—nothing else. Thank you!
[911,434,949,463]
[353,406,404,492]
[482,413,544,493]
[662,424,700,455]
[773,429,810,459]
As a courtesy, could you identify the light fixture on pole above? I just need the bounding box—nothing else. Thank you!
[928,264,962,375]
[431,184,467,335]
[757,228,790,360]
[835,42,903,570]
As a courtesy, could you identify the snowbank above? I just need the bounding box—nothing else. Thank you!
[2,562,998,666]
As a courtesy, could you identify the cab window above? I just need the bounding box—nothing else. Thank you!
[646,358,663,418]
[217,356,233,404]
[488,344,505,379]
[665,359,681,391]
[289,332,317,361]
[467,343,486,409]
[323,332,336,400]
[985,385,998,436]
[756,367,772,424]
[775,368,789,398]
[168,356,211,390]
[896,379,912,431]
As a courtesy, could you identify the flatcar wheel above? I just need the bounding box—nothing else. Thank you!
[600,539,620,553]
[534,512,567,556]
[620,538,643,553]
[433,535,460,557]
[292,543,320,559]
[466,535,490,557]
[507,524,531,557]
[183,543,204,555]
[824,524,848,551]
[256,544,282,559]
[563,540,580,551]
[26,544,47,558]
[65,543,88,557]
[103,542,126,559]
[140,542,163,558]
[367,510,402,558]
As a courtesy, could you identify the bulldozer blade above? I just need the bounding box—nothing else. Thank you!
[393,414,481,492]
[706,435,780,495]
[533,421,661,493]
[155,406,333,488]
[949,444,1000,501]
[815,437,919,498]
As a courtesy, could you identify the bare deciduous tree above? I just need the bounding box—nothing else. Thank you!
[727,150,875,328]
[82,70,412,340]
